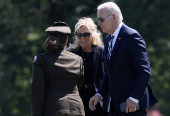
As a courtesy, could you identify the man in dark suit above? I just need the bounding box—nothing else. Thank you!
[89,2,158,116]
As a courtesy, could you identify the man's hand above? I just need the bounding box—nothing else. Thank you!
[89,94,101,111]
[126,98,137,113]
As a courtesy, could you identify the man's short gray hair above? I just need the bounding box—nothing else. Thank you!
[97,2,123,22]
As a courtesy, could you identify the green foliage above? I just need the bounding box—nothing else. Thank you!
[0,0,170,115]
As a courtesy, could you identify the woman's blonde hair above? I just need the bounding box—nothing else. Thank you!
[71,17,103,49]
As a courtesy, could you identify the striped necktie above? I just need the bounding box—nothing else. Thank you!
[107,36,114,61]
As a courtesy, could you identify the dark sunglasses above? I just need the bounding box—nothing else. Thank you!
[96,14,113,22]
[76,32,91,39]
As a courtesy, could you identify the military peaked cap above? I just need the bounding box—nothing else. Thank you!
[45,21,71,34]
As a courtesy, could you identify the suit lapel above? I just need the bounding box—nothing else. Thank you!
[103,45,111,78]
[109,36,122,61]
[109,24,126,62]
[104,34,112,64]
[93,46,99,79]
[103,35,113,77]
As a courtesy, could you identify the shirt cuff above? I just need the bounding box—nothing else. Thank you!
[96,93,103,100]
[129,97,139,103]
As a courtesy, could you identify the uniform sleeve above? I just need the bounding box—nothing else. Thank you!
[31,55,45,116]
[128,32,151,101]
[77,57,84,90]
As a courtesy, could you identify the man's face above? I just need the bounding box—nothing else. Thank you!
[97,8,117,34]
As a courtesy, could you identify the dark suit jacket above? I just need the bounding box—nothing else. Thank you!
[98,23,158,113]
[67,45,111,112]
[31,49,85,116]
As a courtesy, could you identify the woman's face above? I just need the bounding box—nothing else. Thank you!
[77,25,93,49]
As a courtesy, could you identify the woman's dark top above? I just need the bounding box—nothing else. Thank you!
[80,50,105,116]
[81,50,94,85]
[67,46,110,116]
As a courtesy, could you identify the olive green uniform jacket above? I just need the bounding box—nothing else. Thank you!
[31,49,85,116]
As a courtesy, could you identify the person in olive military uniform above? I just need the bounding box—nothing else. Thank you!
[31,22,85,116]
